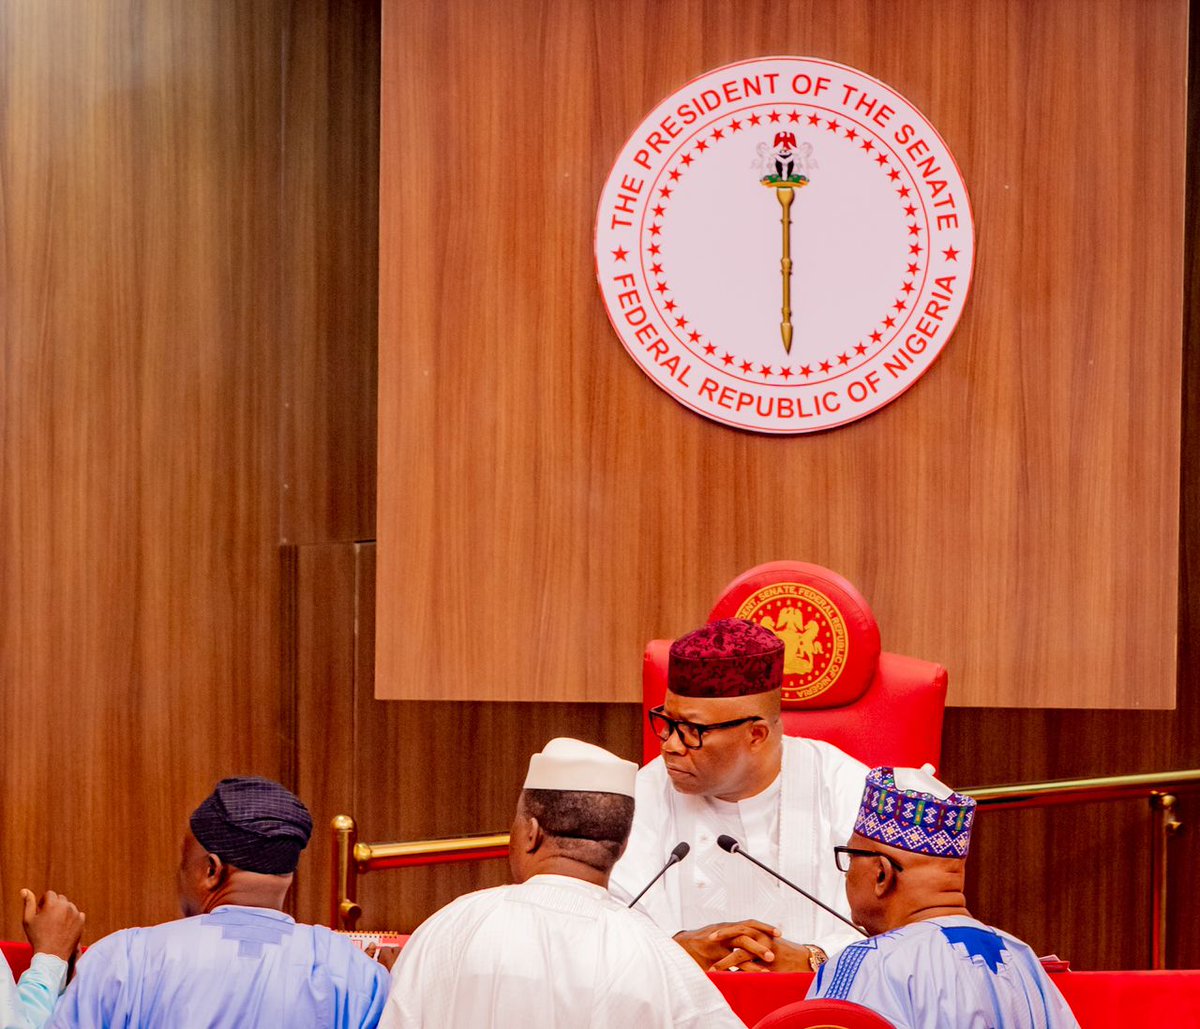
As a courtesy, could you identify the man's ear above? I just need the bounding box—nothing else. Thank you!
[204,853,227,889]
[524,816,545,855]
[748,719,772,747]
[873,857,898,898]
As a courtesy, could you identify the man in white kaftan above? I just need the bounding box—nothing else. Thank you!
[808,765,1079,1029]
[381,738,741,1029]
[609,618,867,972]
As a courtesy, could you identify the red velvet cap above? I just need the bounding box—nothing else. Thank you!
[667,618,785,697]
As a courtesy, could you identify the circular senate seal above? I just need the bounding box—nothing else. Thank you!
[735,582,848,702]
[595,57,974,434]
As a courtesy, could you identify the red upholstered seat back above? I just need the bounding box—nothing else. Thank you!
[752,998,898,1029]
[643,561,947,770]
[2,942,32,978]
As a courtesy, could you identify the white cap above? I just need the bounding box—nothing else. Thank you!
[893,763,955,800]
[522,738,638,798]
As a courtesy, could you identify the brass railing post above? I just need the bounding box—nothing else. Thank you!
[331,814,362,930]
[1149,794,1181,969]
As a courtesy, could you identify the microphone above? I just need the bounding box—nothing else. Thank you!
[716,834,866,936]
[627,842,690,909]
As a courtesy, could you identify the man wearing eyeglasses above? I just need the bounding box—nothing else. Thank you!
[808,767,1079,1027]
[609,618,868,973]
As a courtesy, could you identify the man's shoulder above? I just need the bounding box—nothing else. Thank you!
[782,734,862,767]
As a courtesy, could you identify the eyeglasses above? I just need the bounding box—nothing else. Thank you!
[647,705,764,750]
[833,845,905,873]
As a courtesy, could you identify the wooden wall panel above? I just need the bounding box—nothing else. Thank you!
[291,542,642,933]
[376,0,1186,708]
[0,0,380,944]
[279,1,380,547]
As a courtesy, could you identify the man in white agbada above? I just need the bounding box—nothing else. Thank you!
[381,738,741,1029]
[808,766,1080,1028]
[609,618,867,972]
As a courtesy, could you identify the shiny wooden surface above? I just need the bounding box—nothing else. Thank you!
[376,0,1186,708]
[0,0,379,941]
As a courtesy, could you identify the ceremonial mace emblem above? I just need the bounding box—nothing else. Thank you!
[595,57,975,434]
[757,131,815,354]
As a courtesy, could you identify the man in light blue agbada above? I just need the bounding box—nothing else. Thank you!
[49,776,387,1028]
[808,766,1080,1029]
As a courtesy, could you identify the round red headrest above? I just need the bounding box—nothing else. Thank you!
[708,561,881,710]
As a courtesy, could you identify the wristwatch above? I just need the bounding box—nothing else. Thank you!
[805,944,828,970]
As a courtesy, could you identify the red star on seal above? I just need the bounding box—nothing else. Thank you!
[768,111,781,123]
[722,352,734,366]
[711,128,725,141]
[800,365,813,377]
[844,127,858,140]
[904,204,917,217]
[675,316,688,328]
[758,364,772,377]
[788,111,801,123]
[907,262,919,274]
[729,120,742,132]
[612,247,628,261]
[870,330,883,343]
[826,119,841,132]
[893,299,907,312]
[688,330,701,342]
[740,360,754,372]
[748,113,761,126]
[883,316,895,328]
[908,224,922,236]
[888,169,901,181]
[779,366,793,378]
[944,246,960,261]
[647,243,660,255]
[704,342,717,355]
[854,343,867,355]
[663,299,677,311]
[650,262,663,275]
[649,224,661,236]
[652,205,665,217]
[897,185,911,198]
[681,154,693,166]
[660,186,673,198]
[837,353,850,366]
[668,169,681,182]
[695,139,708,152]
[875,153,889,165]
[807,113,820,126]
[909,243,923,255]
[655,281,669,294]
[819,360,832,373]
[861,139,874,152]
[901,281,914,294]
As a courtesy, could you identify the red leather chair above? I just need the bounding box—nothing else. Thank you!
[752,998,898,1029]
[643,561,947,770]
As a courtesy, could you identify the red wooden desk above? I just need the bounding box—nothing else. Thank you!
[6,941,1199,1026]
[710,970,1200,1028]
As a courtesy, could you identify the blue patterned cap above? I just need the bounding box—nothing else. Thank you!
[854,767,976,858]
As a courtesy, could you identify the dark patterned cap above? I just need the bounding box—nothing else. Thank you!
[189,777,313,875]
[667,618,785,697]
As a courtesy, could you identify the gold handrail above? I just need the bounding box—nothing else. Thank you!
[354,833,511,864]
[331,767,1198,967]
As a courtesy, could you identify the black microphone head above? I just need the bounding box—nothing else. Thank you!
[669,841,690,862]
[716,834,740,854]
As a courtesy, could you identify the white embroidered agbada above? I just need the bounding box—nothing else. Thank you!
[609,734,867,957]
[380,874,741,1029]
[808,916,1081,1029]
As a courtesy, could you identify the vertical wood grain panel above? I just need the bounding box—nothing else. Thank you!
[376,0,1186,708]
